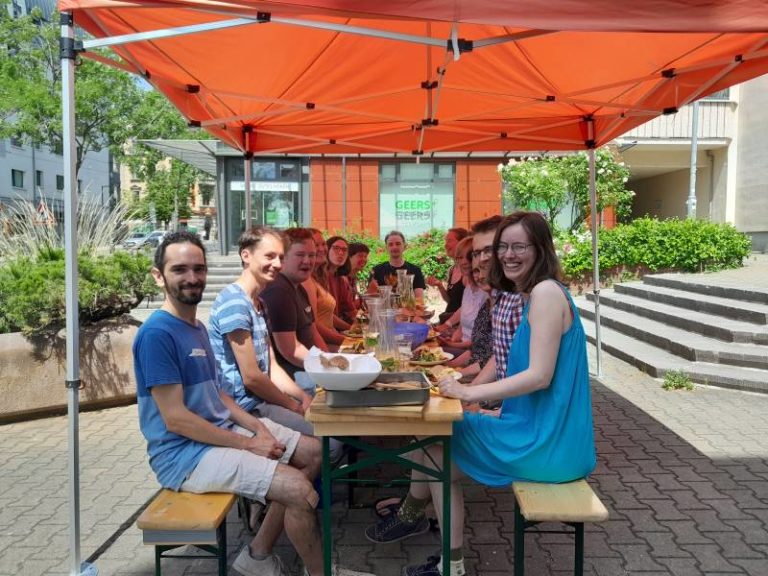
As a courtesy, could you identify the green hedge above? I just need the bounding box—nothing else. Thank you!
[0,249,158,335]
[559,217,750,278]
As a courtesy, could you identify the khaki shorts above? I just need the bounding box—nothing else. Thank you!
[180,419,300,503]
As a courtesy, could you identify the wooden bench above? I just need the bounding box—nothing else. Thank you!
[512,479,609,576]
[136,490,237,576]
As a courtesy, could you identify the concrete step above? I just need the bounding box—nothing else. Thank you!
[615,281,768,325]
[644,273,768,305]
[581,316,768,394]
[587,289,768,345]
[576,296,768,370]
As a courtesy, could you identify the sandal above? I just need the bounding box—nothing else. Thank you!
[373,496,403,518]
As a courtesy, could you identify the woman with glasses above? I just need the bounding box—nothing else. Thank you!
[326,235,357,325]
[367,211,596,576]
[436,237,488,357]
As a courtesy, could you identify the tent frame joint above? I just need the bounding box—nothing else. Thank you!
[257,12,271,23]
[65,379,82,390]
[447,38,473,54]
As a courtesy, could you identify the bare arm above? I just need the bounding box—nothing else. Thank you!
[227,329,303,413]
[441,281,569,403]
[150,384,283,459]
[332,314,351,331]
[270,353,313,413]
[272,330,311,369]
[219,391,286,459]
[316,321,343,347]
[470,355,496,386]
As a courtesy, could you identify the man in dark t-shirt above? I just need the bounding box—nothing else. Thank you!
[367,230,426,300]
[261,228,326,379]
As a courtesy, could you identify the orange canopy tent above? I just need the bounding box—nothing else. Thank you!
[56,2,768,575]
[60,1,768,156]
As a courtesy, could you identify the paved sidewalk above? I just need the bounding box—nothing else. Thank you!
[2,344,768,576]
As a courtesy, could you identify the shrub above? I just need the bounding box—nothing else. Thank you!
[0,249,156,335]
[559,217,750,279]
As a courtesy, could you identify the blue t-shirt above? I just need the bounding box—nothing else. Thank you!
[209,283,271,413]
[133,310,233,490]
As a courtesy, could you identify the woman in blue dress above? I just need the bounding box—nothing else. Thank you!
[367,211,596,576]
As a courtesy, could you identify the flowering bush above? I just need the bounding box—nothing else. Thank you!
[499,148,635,231]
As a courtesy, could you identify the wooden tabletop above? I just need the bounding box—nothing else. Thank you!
[306,390,463,437]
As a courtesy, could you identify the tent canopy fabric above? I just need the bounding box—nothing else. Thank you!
[60,1,768,156]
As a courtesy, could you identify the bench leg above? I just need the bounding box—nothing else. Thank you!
[513,500,525,576]
[574,522,584,576]
[218,516,228,576]
[154,545,162,576]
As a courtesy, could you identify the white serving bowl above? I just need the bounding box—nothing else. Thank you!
[305,353,382,391]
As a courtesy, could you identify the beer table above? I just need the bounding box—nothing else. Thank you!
[306,388,463,576]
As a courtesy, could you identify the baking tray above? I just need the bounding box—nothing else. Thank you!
[325,372,430,408]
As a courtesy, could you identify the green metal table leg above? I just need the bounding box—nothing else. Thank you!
[442,436,452,576]
[154,545,162,576]
[322,436,333,576]
[513,501,525,576]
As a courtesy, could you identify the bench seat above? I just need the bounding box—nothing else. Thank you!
[137,490,237,576]
[512,479,608,576]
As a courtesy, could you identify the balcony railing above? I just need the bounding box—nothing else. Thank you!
[624,99,735,141]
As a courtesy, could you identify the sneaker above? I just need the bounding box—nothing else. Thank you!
[303,563,376,576]
[402,555,466,576]
[233,547,290,576]
[365,513,430,543]
[402,554,441,576]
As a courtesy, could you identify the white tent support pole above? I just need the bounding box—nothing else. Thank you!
[62,12,98,576]
[587,143,602,379]
[244,154,253,232]
[342,156,347,230]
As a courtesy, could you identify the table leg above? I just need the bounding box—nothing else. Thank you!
[442,436,451,576]
[322,437,333,576]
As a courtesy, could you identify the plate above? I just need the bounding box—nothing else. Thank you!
[341,330,364,339]
[409,352,454,367]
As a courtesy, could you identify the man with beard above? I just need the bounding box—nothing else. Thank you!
[133,232,370,576]
[367,230,426,300]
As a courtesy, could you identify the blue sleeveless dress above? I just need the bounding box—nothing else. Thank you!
[451,283,596,486]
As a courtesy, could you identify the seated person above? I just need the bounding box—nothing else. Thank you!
[367,230,426,301]
[260,228,327,383]
[326,235,357,325]
[134,231,371,576]
[209,226,342,463]
[427,227,469,324]
[366,212,596,576]
[445,264,493,380]
[303,229,346,349]
[346,242,370,310]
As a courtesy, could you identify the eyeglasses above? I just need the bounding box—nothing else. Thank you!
[470,246,494,259]
[330,245,348,254]
[496,242,532,256]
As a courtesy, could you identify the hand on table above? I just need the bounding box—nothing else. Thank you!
[438,375,470,401]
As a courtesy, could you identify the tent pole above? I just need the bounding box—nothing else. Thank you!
[61,12,98,576]
[588,148,602,378]
[342,156,347,230]
[244,154,253,231]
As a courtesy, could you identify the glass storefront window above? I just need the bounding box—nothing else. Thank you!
[225,158,302,247]
[378,163,455,238]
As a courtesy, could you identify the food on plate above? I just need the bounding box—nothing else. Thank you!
[319,354,350,371]
[345,324,364,337]
[418,365,462,383]
[378,356,399,372]
[339,340,366,354]
[411,347,445,363]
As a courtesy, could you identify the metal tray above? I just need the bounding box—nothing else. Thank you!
[325,372,430,408]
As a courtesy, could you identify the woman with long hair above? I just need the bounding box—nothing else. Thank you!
[326,235,357,325]
[303,229,347,348]
[366,212,596,576]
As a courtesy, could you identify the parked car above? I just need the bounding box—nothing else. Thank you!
[145,230,168,248]
[122,231,150,249]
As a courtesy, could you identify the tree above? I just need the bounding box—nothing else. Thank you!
[0,5,144,176]
[499,148,635,231]
[128,159,199,227]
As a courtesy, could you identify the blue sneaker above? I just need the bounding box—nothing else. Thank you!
[365,513,430,543]
[402,555,441,576]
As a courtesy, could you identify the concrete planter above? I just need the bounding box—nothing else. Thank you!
[0,315,140,423]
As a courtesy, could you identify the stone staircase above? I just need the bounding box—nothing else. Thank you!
[575,268,768,394]
[141,253,242,310]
